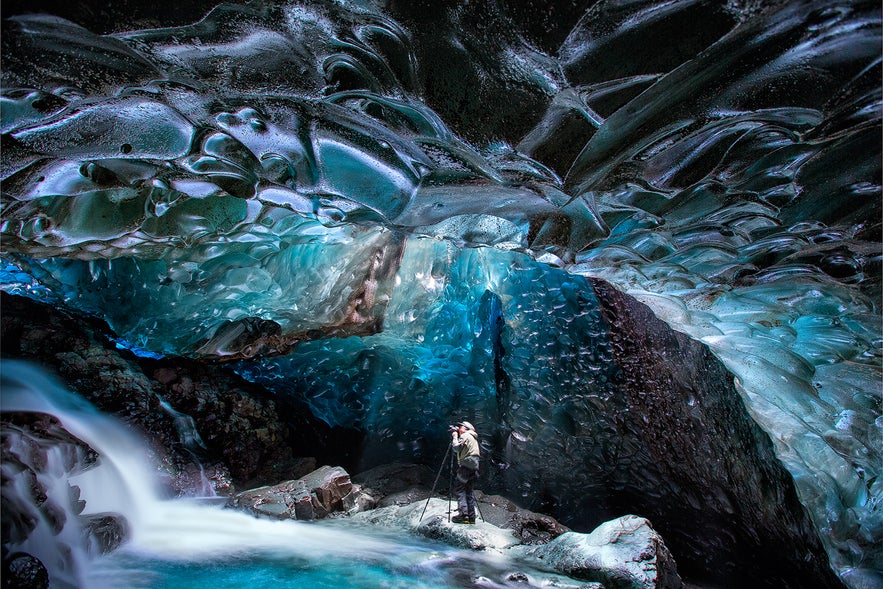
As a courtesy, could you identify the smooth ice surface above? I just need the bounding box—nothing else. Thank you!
[1,1,880,585]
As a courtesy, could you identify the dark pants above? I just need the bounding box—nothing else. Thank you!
[454,465,478,518]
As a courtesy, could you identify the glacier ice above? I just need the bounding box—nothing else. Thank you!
[0,0,880,586]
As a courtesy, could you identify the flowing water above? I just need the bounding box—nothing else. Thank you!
[0,360,579,589]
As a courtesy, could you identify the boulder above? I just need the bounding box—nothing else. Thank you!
[519,515,683,589]
[417,513,522,551]
[232,478,315,520]
[299,465,357,517]
[231,465,363,520]
[3,551,49,589]
[81,513,130,554]
[351,498,522,552]
[350,464,570,544]
[473,491,570,544]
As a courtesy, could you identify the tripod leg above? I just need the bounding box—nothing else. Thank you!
[448,457,452,522]
[475,491,486,523]
[419,443,451,522]
[448,448,456,522]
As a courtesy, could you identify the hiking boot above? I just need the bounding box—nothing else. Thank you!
[451,515,475,524]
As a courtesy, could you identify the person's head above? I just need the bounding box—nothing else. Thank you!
[458,421,475,433]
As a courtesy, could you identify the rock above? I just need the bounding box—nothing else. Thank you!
[231,465,363,520]
[519,515,683,589]
[2,412,100,476]
[345,474,569,548]
[232,479,313,520]
[82,513,130,554]
[473,491,570,544]
[159,461,236,499]
[377,487,429,508]
[298,465,356,517]
[417,513,522,551]
[1,411,131,582]
[287,457,319,480]
[38,499,67,535]
[352,462,435,507]
[3,551,49,589]
[351,498,522,552]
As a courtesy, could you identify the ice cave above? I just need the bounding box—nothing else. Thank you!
[0,1,880,588]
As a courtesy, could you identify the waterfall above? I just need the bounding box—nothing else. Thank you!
[0,361,417,588]
[156,396,216,497]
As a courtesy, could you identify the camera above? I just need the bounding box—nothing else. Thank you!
[447,424,458,432]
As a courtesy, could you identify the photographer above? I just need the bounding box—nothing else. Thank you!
[449,421,480,524]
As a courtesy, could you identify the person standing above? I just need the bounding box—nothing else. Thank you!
[450,421,480,524]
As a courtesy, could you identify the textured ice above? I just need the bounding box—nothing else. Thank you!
[0,0,880,585]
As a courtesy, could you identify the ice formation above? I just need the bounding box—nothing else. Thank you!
[1,1,879,586]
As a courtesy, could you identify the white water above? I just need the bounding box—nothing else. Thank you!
[157,396,216,497]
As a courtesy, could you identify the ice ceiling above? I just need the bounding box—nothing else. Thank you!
[0,0,880,586]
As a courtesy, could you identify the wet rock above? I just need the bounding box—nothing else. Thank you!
[418,513,521,551]
[348,467,570,546]
[3,551,49,589]
[2,413,99,475]
[0,495,38,546]
[67,484,86,515]
[376,487,429,508]
[231,465,363,521]
[349,494,677,587]
[82,513,130,554]
[473,491,570,545]
[285,457,319,481]
[38,499,67,535]
[158,460,236,499]
[352,497,521,551]
[519,515,683,589]
[232,479,313,520]
[140,362,295,487]
[299,465,357,517]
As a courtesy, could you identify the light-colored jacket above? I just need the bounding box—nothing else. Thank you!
[453,429,480,471]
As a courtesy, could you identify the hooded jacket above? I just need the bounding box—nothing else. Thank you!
[452,429,480,471]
